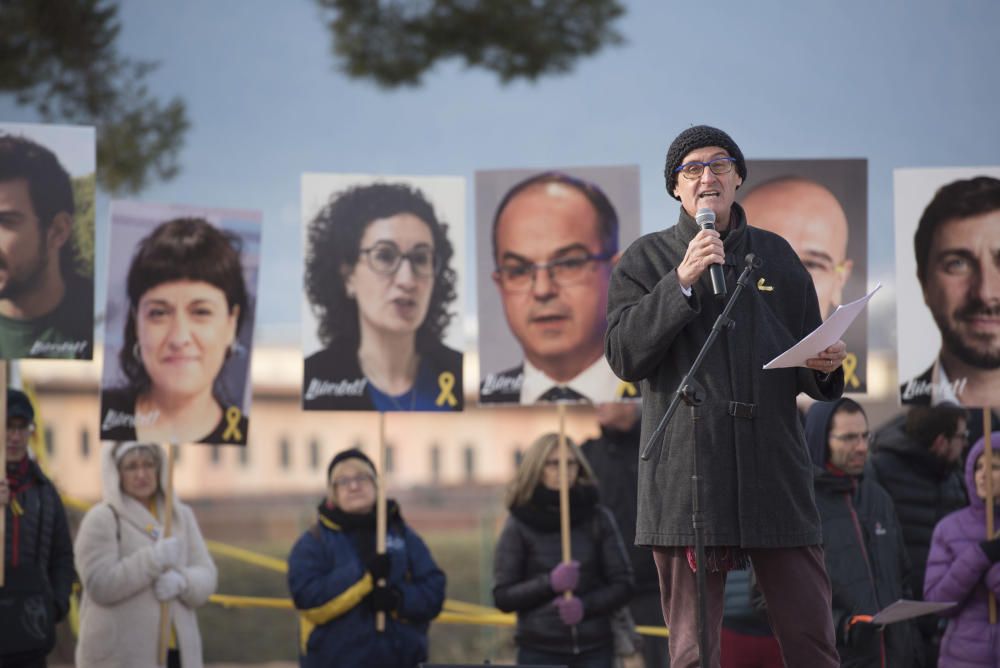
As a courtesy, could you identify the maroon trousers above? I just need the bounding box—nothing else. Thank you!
[652,545,839,668]
[720,628,783,668]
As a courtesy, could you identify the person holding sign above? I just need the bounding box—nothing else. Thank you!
[287,449,445,668]
[303,182,463,411]
[804,399,917,666]
[0,389,75,668]
[924,432,1000,667]
[493,433,633,668]
[75,442,217,668]
[100,217,250,444]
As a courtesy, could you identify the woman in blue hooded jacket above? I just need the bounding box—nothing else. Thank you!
[288,449,445,668]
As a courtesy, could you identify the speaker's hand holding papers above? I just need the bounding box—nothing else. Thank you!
[764,284,881,370]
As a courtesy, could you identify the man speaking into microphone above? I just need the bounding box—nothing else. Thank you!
[605,125,848,668]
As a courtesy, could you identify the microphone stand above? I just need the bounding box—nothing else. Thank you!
[640,253,762,668]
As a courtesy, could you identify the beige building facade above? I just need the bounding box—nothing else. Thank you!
[19,345,604,503]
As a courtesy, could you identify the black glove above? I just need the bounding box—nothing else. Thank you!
[845,617,879,649]
[370,584,401,612]
[367,553,391,580]
[980,537,1000,563]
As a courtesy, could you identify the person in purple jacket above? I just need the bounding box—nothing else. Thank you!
[925,431,1000,666]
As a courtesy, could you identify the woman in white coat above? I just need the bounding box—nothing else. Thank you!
[75,442,217,668]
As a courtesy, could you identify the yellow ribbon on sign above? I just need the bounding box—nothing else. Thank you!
[842,353,860,389]
[756,277,774,292]
[435,371,458,407]
[222,406,243,442]
[616,380,638,398]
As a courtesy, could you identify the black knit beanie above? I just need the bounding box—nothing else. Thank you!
[326,448,377,482]
[663,125,747,200]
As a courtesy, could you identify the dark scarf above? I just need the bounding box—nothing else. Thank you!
[5,458,35,568]
[510,484,599,532]
[318,499,403,566]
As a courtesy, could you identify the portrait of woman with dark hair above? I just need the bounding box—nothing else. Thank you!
[100,215,253,444]
[303,180,464,411]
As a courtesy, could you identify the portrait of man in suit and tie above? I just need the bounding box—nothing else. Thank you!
[476,168,640,405]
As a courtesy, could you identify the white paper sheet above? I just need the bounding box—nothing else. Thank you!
[871,599,955,625]
[763,283,881,370]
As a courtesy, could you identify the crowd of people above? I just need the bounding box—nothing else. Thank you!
[3,124,1000,668]
[4,383,1000,668]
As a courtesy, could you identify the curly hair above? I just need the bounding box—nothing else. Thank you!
[118,217,248,396]
[304,182,457,351]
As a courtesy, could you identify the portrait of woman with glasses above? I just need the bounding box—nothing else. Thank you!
[303,181,463,411]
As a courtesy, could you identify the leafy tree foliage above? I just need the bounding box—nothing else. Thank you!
[318,0,626,87]
[0,0,188,194]
[71,173,95,278]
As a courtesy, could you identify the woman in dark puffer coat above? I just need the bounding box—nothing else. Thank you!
[925,432,1000,667]
[493,432,633,668]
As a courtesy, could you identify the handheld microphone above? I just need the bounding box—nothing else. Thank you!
[695,208,727,298]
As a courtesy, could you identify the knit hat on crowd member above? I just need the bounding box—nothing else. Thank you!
[7,388,34,422]
[327,448,377,482]
[664,125,747,200]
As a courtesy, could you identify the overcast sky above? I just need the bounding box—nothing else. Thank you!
[2,0,997,352]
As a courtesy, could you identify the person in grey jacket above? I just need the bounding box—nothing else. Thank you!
[493,432,633,668]
[605,125,847,667]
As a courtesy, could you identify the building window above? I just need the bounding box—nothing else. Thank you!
[309,439,320,470]
[385,444,394,474]
[430,445,441,484]
[463,445,476,482]
[80,428,89,458]
[280,437,291,470]
[211,446,221,465]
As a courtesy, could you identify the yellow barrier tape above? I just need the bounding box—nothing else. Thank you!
[205,540,289,573]
[206,594,669,636]
[437,610,516,627]
[443,599,503,615]
[211,594,294,610]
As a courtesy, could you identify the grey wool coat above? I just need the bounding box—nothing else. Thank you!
[605,204,844,548]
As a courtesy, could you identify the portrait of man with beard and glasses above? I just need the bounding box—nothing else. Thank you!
[0,124,95,359]
[896,171,1000,408]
